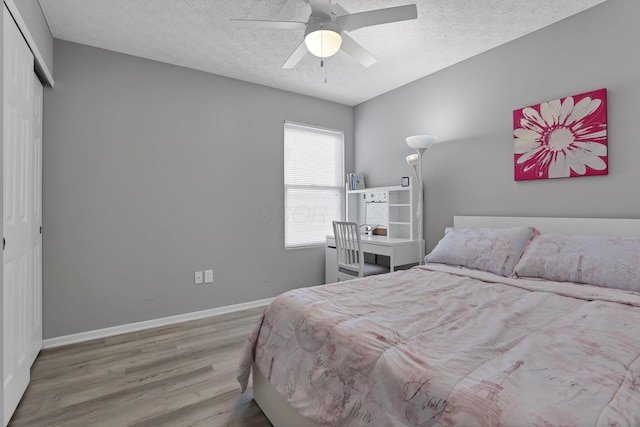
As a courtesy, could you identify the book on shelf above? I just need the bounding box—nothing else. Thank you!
[347,173,365,190]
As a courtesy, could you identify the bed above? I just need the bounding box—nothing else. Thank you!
[237,216,640,426]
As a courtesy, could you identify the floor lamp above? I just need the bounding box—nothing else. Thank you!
[405,135,437,265]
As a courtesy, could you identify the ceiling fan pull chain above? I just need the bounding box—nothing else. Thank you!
[319,22,327,83]
[320,22,324,57]
[324,60,328,84]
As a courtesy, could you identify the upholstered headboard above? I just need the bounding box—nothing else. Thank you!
[453,216,640,238]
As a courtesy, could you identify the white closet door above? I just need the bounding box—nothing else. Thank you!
[28,74,43,367]
[3,5,35,425]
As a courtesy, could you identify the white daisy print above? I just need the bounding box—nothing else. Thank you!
[513,89,608,181]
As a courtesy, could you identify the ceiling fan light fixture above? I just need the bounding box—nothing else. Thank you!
[304,21,342,58]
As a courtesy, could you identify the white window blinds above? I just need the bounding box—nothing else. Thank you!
[284,122,344,248]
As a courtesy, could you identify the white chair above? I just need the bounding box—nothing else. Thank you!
[332,221,390,281]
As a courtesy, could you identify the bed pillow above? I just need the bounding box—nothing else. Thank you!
[515,233,640,292]
[426,226,539,277]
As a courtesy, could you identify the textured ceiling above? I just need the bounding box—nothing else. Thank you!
[38,0,607,106]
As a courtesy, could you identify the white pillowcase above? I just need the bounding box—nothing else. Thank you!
[515,233,640,292]
[426,226,539,277]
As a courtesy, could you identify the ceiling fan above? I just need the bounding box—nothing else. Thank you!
[231,0,418,69]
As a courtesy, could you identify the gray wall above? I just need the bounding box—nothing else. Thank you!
[43,40,354,338]
[354,0,639,252]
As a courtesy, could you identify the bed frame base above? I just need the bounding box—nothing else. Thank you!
[252,362,319,427]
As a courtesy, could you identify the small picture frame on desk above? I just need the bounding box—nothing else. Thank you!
[401,177,410,187]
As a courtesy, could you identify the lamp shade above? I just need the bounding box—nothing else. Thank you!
[304,21,342,58]
[405,154,419,166]
[406,135,437,150]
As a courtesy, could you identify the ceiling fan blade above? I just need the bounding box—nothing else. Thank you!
[333,3,349,17]
[230,19,306,30]
[340,33,377,68]
[282,41,308,69]
[308,0,332,18]
[337,4,417,32]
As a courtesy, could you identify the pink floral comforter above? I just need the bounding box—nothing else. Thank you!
[237,265,640,426]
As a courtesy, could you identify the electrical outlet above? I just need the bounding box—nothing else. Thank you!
[204,269,213,283]
[194,271,203,285]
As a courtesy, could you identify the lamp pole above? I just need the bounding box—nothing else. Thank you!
[405,135,438,265]
[416,149,425,264]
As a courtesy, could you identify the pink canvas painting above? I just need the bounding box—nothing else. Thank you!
[513,88,608,181]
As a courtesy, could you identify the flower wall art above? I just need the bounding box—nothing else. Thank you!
[513,88,608,181]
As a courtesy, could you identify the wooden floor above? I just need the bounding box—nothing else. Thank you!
[9,306,272,427]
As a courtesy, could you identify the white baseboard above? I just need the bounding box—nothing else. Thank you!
[42,297,275,349]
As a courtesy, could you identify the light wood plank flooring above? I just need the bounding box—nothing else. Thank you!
[9,306,272,427]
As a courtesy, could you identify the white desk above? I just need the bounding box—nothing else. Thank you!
[325,235,423,284]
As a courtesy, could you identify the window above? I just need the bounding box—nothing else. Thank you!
[284,121,345,248]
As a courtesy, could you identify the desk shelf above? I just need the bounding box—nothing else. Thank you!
[346,181,417,240]
[347,185,405,194]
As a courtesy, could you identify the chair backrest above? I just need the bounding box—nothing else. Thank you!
[332,221,364,277]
